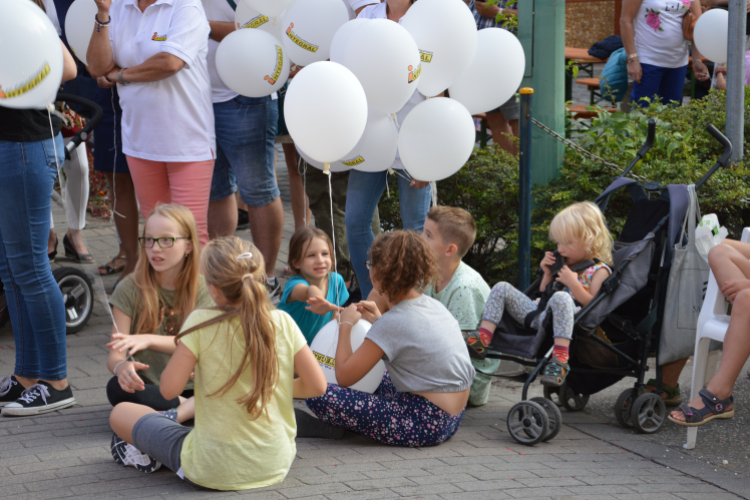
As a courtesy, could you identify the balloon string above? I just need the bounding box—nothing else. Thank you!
[298,154,308,227]
[328,171,341,315]
[110,87,123,219]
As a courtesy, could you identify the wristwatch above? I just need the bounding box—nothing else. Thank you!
[118,68,131,86]
[626,53,639,63]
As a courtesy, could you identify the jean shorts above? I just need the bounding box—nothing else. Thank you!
[488,95,520,121]
[210,95,280,207]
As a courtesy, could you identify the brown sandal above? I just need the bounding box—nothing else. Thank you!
[98,255,127,275]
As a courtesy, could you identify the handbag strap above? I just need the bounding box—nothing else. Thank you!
[680,184,701,247]
[225,0,237,11]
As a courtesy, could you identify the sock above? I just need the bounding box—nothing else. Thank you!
[477,327,493,347]
[267,276,277,286]
[553,344,569,364]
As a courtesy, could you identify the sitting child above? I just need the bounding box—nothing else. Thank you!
[421,206,496,407]
[108,237,327,488]
[468,201,613,387]
[278,227,349,344]
[300,230,475,447]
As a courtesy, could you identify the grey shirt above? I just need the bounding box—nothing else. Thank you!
[366,294,475,394]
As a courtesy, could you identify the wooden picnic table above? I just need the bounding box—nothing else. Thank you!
[565,47,608,102]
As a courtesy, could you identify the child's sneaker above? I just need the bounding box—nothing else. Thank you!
[111,433,162,473]
[1,381,75,416]
[159,408,178,421]
[0,376,25,407]
[540,357,569,387]
[464,330,491,360]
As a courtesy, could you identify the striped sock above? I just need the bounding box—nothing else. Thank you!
[553,344,569,364]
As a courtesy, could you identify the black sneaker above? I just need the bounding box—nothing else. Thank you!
[1,381,76,417]
[0,376,25,407]
[294,408,345,439]
[266,277,282,305]
[111,433,162,473]
[237,209,250,230]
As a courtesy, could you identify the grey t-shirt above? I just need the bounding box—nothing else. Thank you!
[366,294,475,394]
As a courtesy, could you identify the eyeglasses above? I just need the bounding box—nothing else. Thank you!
[138,236,190,249]
[365,260,371,270]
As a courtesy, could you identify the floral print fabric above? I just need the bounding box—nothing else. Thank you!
[305,371,464,447]
[634,0,691,68]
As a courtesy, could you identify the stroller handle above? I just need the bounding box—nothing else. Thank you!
[55,93,104,160]
[696,124,733,190]
[619,119,656,178]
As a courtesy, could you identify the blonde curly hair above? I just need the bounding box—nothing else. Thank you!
[549,201,613,265]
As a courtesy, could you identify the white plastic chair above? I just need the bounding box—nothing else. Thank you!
[684,227,750,449]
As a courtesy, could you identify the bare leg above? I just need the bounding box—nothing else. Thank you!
[237,195,249,212]
[110,402,158,445]
[48,228,56,255]
[105,172,140,277]
[14,376,68,392]
[65,229,91,258]
[282,143,311,231]
[669,290,750,421]
[247,197,284,278]
[647,357,689,397]
[175,396,195,423]
[708,239,750,302]
[485,112,519,156]
[207,194,238,239]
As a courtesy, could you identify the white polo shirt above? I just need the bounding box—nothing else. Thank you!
[202,0,238,104]
[109,0,215,162]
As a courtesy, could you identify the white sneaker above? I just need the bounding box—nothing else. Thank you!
[111,433,161,473]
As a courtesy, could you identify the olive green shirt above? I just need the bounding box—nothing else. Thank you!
[109,275,214,387]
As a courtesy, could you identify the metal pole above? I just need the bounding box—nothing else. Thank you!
[518,88,534,290]
[726,0,747,162]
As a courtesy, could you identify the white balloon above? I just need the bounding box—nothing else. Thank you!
[693,9,728,64]
[330,19,367,64]
[401,0,478,97]
[310,320,385,393]
[64,0,97,65]
[215,30,290,97]
[284,61,368,164]
[342,19,422,114]
[298,109,398,172]
[398,98,475,182]
[281,0,349,66]
[235,1,286,40]
[244,0,293,17]
[0,2,63,110]
[448,28,525,115]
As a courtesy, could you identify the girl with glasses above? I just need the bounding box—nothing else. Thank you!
[104,204,213,421]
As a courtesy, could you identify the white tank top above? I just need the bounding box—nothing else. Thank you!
[634,0,691,69]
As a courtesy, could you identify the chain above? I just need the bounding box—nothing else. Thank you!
[531,118,651,183]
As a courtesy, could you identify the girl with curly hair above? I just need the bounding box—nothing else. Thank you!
[468,201,613,388]
[301,231,475,447]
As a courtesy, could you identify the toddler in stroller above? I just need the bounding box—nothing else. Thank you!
[467,201,613,388]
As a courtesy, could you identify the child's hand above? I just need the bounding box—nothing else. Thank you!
[106,333,152,356]
[555,265,578,288]
[356,300,382,324]
[115,360,149,393]
[540,251,556,275]
[340,304,362,325]
[306,296,340,316]
[720,279,750,303]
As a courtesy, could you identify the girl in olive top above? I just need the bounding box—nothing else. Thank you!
[105,204,212,418]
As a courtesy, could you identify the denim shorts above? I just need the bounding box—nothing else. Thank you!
[210,95,280,207]
[488,95,519,121]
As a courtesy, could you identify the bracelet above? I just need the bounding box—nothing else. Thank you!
[95,13,111,32]
[339,321,355,328]
[113,359,128,377]
[715,70,726,77]
[626,53,639,63]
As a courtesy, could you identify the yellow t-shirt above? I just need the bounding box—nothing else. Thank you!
[178,308,307,491]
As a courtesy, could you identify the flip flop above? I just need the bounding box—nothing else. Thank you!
[99,255,127,275]
[667,388,734,427]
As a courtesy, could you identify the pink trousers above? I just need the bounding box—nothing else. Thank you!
[126,156,214,247]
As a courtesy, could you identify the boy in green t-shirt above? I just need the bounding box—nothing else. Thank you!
[421,206,500,407]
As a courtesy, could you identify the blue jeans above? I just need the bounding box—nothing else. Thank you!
[631,63,688,108]
[210,95,280,207]
[0,134,68,381]
[345,170,432,298]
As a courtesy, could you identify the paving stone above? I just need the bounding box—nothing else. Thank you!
[561,484,635,495]
[437,492,514,500]
[272,481,351,499]
[344,477,419,491]
[323,488,396,500]
[389,483,464,497]
[296,472,370,485]
[507,486,576,498]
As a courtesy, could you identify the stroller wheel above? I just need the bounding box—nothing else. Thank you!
[559,381,589,412]
[507,400,549,446]
[53,267,94,334]
[630,393,666,434]
[614,388,645,428]
[531,397,562,442]
[543,386,563,407]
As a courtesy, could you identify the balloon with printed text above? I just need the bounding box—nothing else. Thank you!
[0,1,63,109]
[281,0,349,66]
[235,1,286,41]
[215,29,290,98]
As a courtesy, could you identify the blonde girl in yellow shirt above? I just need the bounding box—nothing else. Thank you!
[109,237,327,490]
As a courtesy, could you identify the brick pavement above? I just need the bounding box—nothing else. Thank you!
[0,147,747,499]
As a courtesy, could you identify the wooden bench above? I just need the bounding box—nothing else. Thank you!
[567,103,618,120]
[575,77,618,106]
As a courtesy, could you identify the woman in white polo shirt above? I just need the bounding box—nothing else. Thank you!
[88,0,215,246]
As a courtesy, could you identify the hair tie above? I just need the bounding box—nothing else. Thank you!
[241,273,253,281]
[237,252,253,260]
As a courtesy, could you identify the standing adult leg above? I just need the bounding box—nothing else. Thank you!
[657,65,688,107]
[61,139,92,261]
[631,63,666,108]
[345,170,388,298]
[282,142,311,231]
[165,161,215,248]
[397,173,432,232]
[103,172,140,277]
[0,136,70,391]
[127,157,172,231]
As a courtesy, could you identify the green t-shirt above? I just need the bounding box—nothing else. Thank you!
[424,261,490,331]
[109,275,214,387]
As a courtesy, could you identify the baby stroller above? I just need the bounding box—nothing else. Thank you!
[486,121,733,445]
[0,93,103,335]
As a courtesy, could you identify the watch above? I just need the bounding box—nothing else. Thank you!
[118,68,131,86]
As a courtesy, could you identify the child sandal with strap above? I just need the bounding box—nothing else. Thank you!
[668,388,734,427]
[540,357,569,387]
